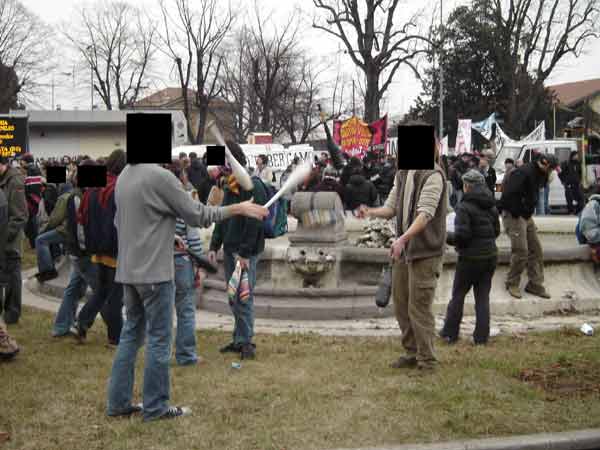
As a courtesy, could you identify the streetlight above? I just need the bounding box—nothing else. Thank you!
[52,71,73,111]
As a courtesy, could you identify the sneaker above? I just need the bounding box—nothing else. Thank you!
[524,284,551,299]
[390,355,418,369]
[506,284,522,299]
[69,324,86,341]
[219,342,241,353]
[240,343,256,360]
[159,406,191,420]
[109,403,143,417]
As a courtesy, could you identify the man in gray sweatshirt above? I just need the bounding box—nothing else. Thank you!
[107,163,268,421]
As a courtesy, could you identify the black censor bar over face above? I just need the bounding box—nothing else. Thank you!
[78,165,107,188]
[397,125,435,171]
[206,145,225,166]
[126,113,172,165]
[46,166,67,185]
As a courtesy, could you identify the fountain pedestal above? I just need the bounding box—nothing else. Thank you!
[282,192,347,289]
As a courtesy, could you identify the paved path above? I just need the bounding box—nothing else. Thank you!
[22,271,600,338]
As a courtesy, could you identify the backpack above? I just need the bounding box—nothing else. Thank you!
[252,176,287,238]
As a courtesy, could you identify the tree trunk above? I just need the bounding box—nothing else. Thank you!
[196,102,208,144]
[364,65,380,122]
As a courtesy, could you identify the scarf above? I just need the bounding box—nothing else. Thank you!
[98,173,117,209]
[227,174,240,196]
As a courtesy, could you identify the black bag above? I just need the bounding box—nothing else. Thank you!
[375,264,392,308]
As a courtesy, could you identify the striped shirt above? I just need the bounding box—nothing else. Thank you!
[174,190,204,260]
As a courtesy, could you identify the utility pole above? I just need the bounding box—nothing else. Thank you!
[352,79,356,116]
[438,0,444,141]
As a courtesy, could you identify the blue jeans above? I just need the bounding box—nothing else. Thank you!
[223,251,258,346]
[52,255,97,336]
[107,281,175,421]
[174,255,197,365]
[536,186,550,215]
[35,229,64,273]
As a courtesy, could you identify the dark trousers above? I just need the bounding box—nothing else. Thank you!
[441,256,497,344]
[0,252,22,324]
[77,264,123,343]
[565,184,584,215]
[24,215,38,249]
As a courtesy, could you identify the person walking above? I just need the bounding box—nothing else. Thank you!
[72,150,126,345]
[208,142,268,360]
[107,153,268,421]
[499,153,557,299]
[358,135,447,371]
[0,156,27,324]
[441,170,500,345]
[52,160,102,338]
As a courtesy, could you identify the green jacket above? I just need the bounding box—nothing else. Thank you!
[0,166,28,255]
[40,191,71,238]
[210,177,268,258]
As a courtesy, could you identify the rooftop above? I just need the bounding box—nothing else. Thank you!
[548,78,600,107]
[8,109,186,127]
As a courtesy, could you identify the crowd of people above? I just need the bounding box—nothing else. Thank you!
[2,125,600,422]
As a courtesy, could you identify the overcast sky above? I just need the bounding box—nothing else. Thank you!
[22,0,600,117]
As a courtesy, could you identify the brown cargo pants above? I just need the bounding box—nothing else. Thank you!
[502,213,544,289]
[391,256,443,366]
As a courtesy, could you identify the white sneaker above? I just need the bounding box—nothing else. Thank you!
[159,406,192,420]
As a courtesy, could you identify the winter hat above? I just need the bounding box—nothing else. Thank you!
[462,169,485,185]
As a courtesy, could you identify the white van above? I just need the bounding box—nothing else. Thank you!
[493,139,578,211]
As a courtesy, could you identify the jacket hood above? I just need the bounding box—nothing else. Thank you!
[349,173,366,186]
[463,184,496,209]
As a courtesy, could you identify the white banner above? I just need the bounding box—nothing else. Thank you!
[471,113,496,140]
[440,135,449,156]
[493,124,515,154]
[522,121,546,142]
[455,119,472,154]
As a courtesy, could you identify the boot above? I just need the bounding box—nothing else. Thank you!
[525,284,551,299]
[506,284,522,299]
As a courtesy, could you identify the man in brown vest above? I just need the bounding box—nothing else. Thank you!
[358,137,447,371]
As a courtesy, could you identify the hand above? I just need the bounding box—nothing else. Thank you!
[356,204,370,219]
[238,199,269,220]
[390,235,408,261]
[208,251,217,266]
[174,235,187,252]
[237,256,249,270]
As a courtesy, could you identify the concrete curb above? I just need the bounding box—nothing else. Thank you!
[332,428,600,450]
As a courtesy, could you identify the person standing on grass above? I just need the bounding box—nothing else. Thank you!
[71,150,126,346]
[441,170,500,345]
[167,161,206,366]
[208,141,268,361]
[0,156,28,325]
[357,130,447,372]
[0,186,18,361]
[107,155,268,421]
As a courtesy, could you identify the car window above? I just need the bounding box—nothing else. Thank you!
[554,147,572,163]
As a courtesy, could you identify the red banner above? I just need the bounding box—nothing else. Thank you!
[333,115,388,159]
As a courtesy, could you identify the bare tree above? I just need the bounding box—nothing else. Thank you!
[0,0,53,111]
[489,0,600,135]
[312,0,431,122]
[64,1,156,110]
[159,0,236,144]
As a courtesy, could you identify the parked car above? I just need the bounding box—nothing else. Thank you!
[493,140,579,212]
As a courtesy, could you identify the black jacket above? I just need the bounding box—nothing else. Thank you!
[559,152,581,186]
[447,184,500,259]
[344,174,378,210]
[498,162,546,219]
[84,188,118,258]
[313,178,345,205]
[374,162,395,200]
[451,160,470,191]
[482,166,497,194]
[188,158,212,204]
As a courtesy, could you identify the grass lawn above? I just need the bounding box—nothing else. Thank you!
[2,307,600,450]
